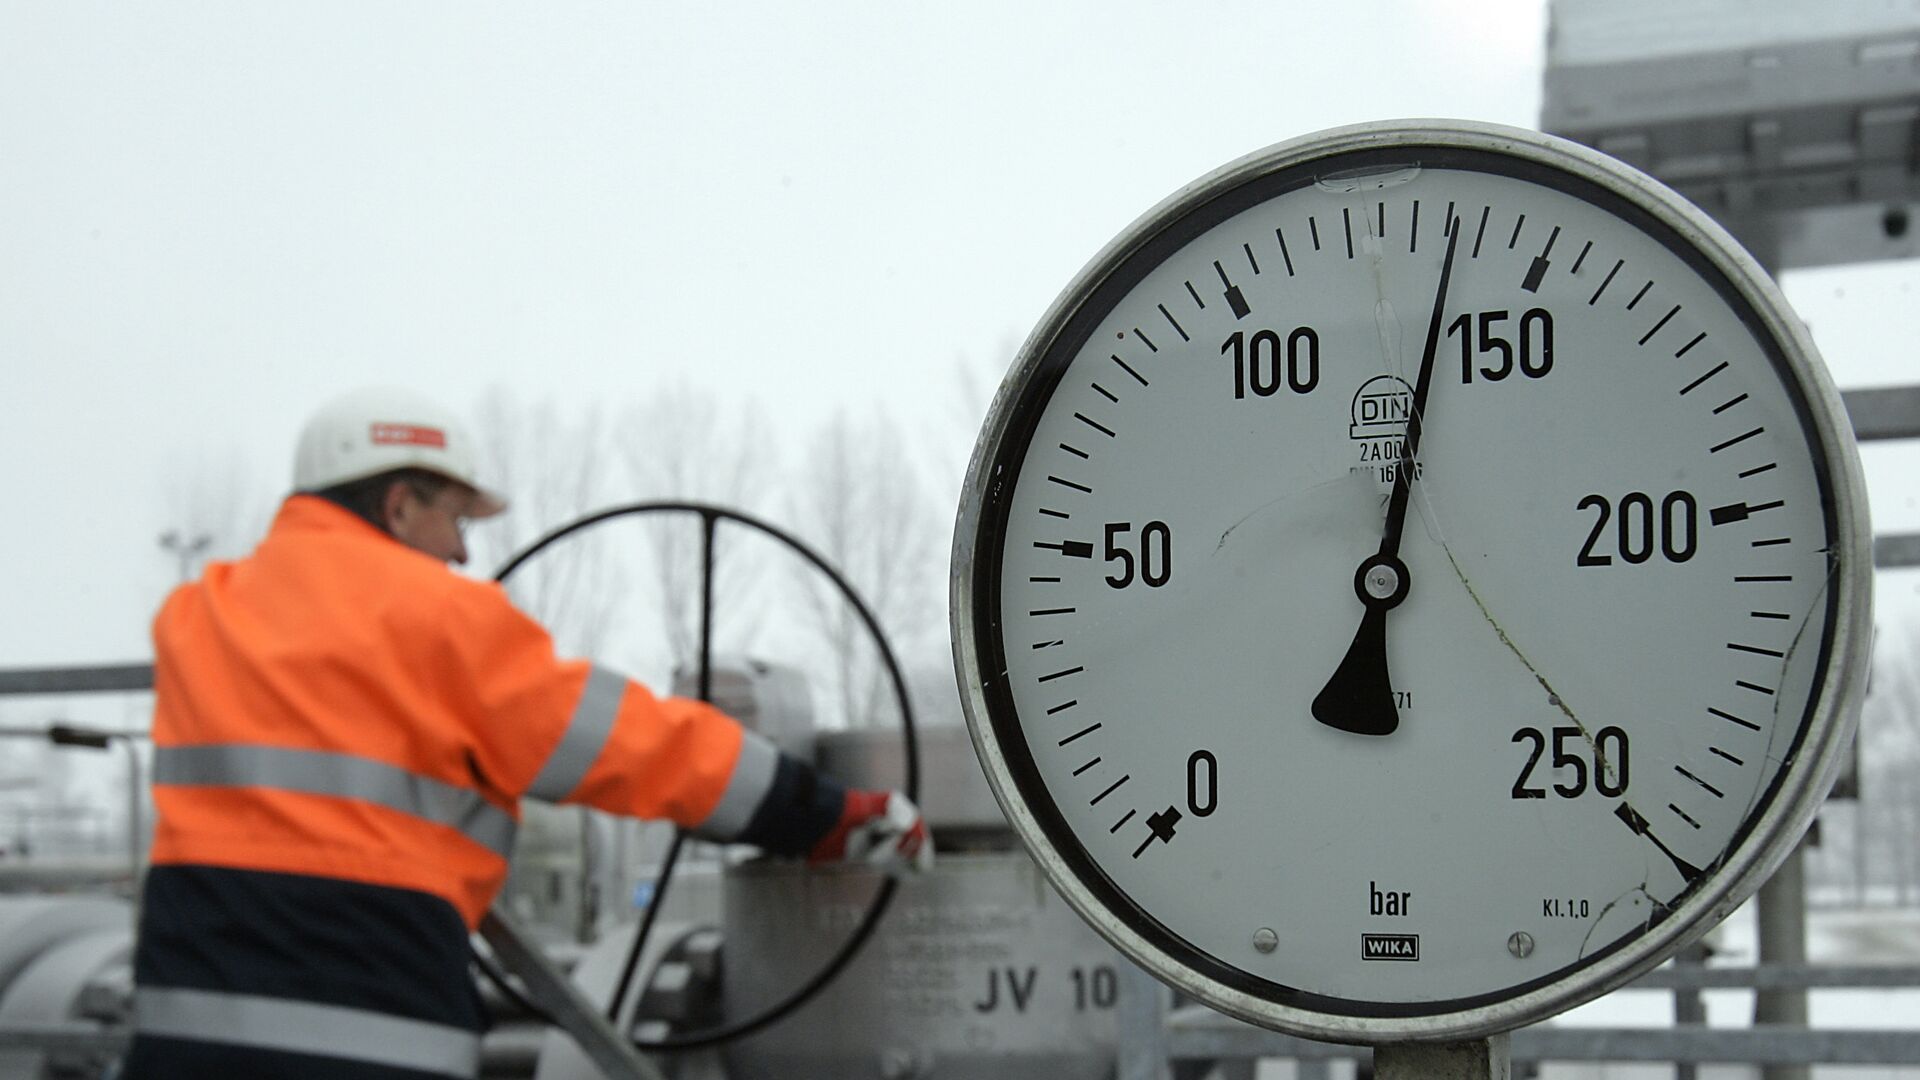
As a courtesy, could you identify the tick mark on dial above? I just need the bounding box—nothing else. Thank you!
[1680,362,1729,395]
[1038,665,1085,683]
[1675,765,1724,799]
[1739,462,1779,479]
[1410,199,1420,252]
[1276,228,1296,276]
[1712,393,1749,414]
[1060,441,1090,459]
[1676,331,1708,357]
[1029,607,1075,617]
[1109,809,1136,834]
[1090,774,1129,806]
[1752,537,1791,548]
[1074,413,1116,438]
[1639,304,1680,345]
[1709,499,1783,525]
[1132,328,1158,353]
[1243,242,1261,275]
[1710,746,1747,766]
[1159,304,1190,342]
[1669,804,1703,830]
[1735,573,1792,582]
[1343,207,1354,259]
[1059,722,1101,747]
[1728,642,1786,658]
[1038,508,1069,520]
[1471,206,1490,257]
[1521,256,1550,293]
[1710,427,1765,454]
[1047,475,1092,494]
[1072,757,1101,777]
[1034,539,1093,558]
[1506,213,1526,249]
[1045,699,1078,714]
[1590,260,1624,305]
[1308,216,1321,251]
[1092,382,1118,403]
[1571,239,1592,275]
[1111,355,1149,387]
[1214,262,1252,319]
[1710,707,1761,731]
[1735,680,1776,695]
[1185,280,1205,310]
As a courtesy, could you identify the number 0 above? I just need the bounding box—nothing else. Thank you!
[1187,750,1217,817]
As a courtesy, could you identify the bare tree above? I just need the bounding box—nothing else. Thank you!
[465,389,622,659]
[922,335,1018,526]
[618,382,774,673]
[788,409,944,729]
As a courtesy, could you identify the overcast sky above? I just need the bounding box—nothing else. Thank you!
[2,1,1915,677]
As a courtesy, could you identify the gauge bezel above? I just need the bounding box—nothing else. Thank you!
[950,120,1871,1042]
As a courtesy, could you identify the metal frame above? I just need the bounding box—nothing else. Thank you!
[1114,962,1920,1079]
[951,118,1875,1044]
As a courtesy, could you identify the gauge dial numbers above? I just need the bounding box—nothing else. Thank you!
[952,122,1870,1040]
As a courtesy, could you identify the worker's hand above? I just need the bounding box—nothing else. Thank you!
[809,789,933,876]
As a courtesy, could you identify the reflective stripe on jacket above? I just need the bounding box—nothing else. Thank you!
[147,494,790,926]
[133,986,480,1077]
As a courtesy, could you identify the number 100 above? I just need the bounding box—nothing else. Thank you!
[1223,329,1319,398]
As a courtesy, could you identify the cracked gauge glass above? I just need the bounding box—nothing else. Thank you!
[953,121,1872,1040]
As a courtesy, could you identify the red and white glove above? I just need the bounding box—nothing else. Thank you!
[809,789,933,876]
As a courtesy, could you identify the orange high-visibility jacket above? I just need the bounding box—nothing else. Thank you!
[126,495,840,1079]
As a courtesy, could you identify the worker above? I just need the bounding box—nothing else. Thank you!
[122,386,930,1079]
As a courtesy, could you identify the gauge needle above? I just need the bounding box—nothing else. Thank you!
[1311,216,1461,736]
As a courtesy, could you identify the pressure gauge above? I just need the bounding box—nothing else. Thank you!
[952,121,1870,1041]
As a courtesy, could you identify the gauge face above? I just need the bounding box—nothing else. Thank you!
[953,123,1870,1039]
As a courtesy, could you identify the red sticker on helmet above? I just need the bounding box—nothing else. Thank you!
[370,423,447,448]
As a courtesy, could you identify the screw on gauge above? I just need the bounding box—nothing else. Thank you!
[1253,928,1279,954]
[1507,932,1536,959]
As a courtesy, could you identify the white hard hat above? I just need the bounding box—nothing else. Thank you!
[294,386,507,517]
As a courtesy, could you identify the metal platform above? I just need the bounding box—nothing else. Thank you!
[1543,0,1920,270]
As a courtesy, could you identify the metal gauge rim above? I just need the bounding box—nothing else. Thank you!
[950,119,1871,1041]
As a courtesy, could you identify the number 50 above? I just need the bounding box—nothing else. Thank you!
[1104,521,1172,588]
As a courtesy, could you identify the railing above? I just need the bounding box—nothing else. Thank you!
[1117,962,1920,1079]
